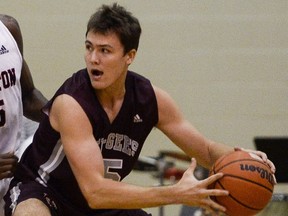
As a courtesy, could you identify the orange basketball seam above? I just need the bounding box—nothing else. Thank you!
[215,180,264,211]
[210,152,273,215]
[214,154,227,167]
[214,159,274,187]
[221,174,274,193]
[214,159,270,173]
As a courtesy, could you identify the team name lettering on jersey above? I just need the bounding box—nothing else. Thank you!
[0,68,16,91]
[97,133,139,157]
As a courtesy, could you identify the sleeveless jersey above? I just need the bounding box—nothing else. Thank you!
[0,20,23,153]
[17,69,158,213]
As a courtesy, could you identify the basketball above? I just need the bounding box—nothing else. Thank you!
[208,151,274,216]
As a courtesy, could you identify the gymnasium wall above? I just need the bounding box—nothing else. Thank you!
[1,1,287,215]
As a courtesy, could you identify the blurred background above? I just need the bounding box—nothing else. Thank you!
[1,0,287,215]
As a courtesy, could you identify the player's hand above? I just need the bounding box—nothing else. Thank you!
[234,147,277,184]
[0,152,18,180]
[175,158,229,214]
[202,208,227,216]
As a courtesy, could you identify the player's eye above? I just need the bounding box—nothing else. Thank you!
[101,48,110,54]
[85,44,93,52]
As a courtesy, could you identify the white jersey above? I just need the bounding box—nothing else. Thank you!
[0,20,23,154]
[0,20,23,215]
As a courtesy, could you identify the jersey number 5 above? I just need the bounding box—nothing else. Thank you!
[103,159,122,181]
[0,100,5,127]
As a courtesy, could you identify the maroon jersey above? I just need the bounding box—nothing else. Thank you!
[15,69,158,213]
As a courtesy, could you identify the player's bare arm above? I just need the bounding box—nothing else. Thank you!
[49,94,228,211]
[49,94,177,209]
[154,85,233,168]
[0,15,46,182]
[0,14,47,122]
[154,85,276,177]
[20,59,48,122]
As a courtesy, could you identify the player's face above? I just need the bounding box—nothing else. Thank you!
[84,31,135,92]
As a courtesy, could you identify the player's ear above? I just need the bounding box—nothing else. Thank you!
[126,49,137,65]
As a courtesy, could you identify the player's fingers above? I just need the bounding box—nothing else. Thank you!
[201,197,227,213]
[0,170,13,180]
[0,162,17,173]
[198,187,229,199]
[202,172,224,185]
[234,146,243,151]
[201,206,215,216]
[0,152,17,160]
[186,158,197,174]
[234,147,276,173]
[265,158,276,173]
[0,156,18,166]
[190,158,197,169]
[272,174,277,185]
[1,152,14,157]
[255,150,268,162]
[202,207,227,216]
[252,151,276,175]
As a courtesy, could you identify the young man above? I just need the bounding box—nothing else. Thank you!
[4,4,275,216]
[0,14,47,215]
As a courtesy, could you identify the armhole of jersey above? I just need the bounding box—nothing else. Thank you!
[42,106,50,116]
[150,83,159,125]
[0,20,23,64]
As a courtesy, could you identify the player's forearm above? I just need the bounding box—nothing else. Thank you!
[207,141,234,166]
[83,178,180,209]
[23,88,47,122]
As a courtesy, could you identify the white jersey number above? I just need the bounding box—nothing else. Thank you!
[0,100,5,127]
[103,159,122,181]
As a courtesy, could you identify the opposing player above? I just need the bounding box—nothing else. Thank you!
[3,4,275,216]
[0,14,47,215]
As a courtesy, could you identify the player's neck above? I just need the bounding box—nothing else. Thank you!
[96,87,126,123]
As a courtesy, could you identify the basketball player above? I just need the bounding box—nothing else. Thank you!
[0,14,47,215]
[4,4,275,216]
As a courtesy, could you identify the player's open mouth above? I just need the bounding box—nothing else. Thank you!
[91,69,103,78]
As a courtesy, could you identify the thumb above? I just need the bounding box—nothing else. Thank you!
[188,158,197,172]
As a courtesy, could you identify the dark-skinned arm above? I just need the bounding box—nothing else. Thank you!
[0,14,48,122]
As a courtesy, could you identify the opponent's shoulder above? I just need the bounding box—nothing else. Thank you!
[0,14,20,34]
[0,14,23,53]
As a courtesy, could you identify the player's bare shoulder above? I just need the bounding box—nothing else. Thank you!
[152,84,183,131]
[152,85,169,102]
[152,85,178,110]
[0,14,20,33]
[0,14,23,53]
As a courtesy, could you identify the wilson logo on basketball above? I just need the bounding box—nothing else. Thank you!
[239,164,274,184]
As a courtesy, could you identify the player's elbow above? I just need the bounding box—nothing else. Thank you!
[81,180,109,209]
[85,191,110,209]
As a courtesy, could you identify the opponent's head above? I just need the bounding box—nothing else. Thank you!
[86,3,142,55]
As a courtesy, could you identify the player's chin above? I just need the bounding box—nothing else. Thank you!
[90,80,107,90]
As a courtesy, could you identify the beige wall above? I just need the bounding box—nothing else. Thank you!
[2,1,287,215]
